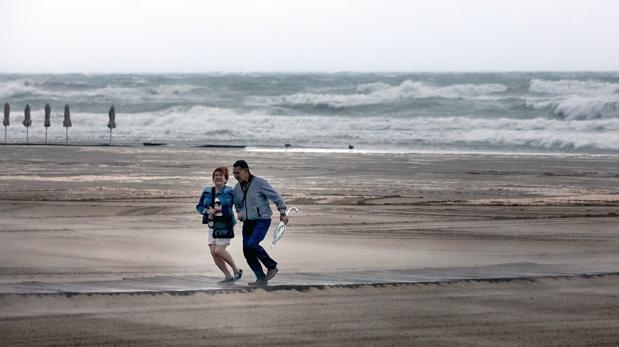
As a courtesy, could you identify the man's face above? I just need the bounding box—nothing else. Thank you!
[233,167,249,183]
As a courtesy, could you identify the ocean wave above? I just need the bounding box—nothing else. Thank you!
[250,80,509,109]
[528,79,619,120]
[3,105,617,151]
[530,79,619,95]
[0,79,42,99]
[0,78,208,105]
[2,73,618,153]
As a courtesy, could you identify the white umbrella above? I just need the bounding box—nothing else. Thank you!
[3,103,9,142]
[63,104,71,144]
[23,104,32,143]
[107,105,116,144]
[271,207,300,248]
[44,103,51,143]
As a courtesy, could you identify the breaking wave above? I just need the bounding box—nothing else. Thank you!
[527,79,619,120]
[250,80,509,109]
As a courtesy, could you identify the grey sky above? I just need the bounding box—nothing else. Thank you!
[1,0,618,73]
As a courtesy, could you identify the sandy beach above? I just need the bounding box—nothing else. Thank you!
[1,145,618,346]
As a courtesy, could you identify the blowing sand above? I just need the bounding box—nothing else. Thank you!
[0,145,618,346]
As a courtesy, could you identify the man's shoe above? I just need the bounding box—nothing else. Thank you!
[265,267,279,281]
[233,269,243,281]
[248,279,267,286]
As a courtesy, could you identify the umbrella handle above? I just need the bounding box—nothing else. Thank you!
[286,207,299,215]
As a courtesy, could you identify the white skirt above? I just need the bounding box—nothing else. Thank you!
[207,228,231,246]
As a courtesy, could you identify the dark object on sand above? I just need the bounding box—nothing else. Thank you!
[63,104,72,144]
[44,103,51,143]
[143,142,167,146]
[108,105,116,144]
[196,144,246,148]
[23,104,32,143]
[3,103,10,142]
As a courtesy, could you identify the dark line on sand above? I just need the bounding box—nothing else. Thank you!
[3,272,618,298]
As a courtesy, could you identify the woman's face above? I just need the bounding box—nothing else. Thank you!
[212,171,227,186]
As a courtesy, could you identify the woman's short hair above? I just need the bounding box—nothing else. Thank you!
[212,166,229,180]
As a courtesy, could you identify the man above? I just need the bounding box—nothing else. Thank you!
[232,160,288,285]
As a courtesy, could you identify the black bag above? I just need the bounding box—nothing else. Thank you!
[210,187,234,239]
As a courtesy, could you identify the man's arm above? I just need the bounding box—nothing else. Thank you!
[261,179,288,224]
[232,186,241,214]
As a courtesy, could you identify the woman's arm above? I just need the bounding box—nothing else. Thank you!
[218,189,235,216]
[196,190,209,215]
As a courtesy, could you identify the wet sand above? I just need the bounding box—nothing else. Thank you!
[0,145,618,345]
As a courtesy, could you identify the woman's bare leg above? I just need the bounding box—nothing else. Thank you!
[215,245,239,274]
[209,244,231,278]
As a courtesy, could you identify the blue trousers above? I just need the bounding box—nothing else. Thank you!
[242,219,277,280]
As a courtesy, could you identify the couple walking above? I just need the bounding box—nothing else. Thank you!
[196,160,288,286]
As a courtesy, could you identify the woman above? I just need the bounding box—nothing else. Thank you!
[196,166,242,283]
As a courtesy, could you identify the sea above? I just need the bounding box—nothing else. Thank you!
[1,72,618,155]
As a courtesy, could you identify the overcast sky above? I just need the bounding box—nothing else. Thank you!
[1,0,618,73]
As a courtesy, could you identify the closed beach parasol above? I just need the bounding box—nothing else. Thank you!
[44,103,51,143]
[3,103,9,142]
[271,207,300,248]
[63,104,72,144]
[23,104,32,143]
[108,104,116,144]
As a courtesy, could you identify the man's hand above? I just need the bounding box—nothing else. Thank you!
[280,215,289,225]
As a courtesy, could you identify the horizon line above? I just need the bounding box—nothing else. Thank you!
[2,70,619,75]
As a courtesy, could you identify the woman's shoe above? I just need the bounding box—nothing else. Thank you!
[233,269,243,281]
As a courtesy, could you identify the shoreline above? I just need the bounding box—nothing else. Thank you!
[2,142,619,158]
